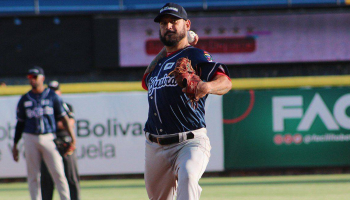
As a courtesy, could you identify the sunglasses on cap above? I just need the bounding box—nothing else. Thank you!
[27,74,39,79]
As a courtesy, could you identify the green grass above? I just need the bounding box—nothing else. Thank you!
[1,174,350,200]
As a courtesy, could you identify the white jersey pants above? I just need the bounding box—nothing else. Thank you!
[145,128,211,200]
[23,133,70,200]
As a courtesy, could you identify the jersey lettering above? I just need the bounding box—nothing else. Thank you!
[44,106,54,115]
[148,74,177,96]
[26,107,44,118]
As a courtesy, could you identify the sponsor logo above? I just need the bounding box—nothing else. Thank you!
[76,119,143,138]
[272,93,350,132]
[293,134,303,144]
[274,134,303,145]
[272,92,350,146]
[304,133,350,144]
[160,6,178,13]
[274,134,302,145]
[75,119,144,159]
[274,134,300,145]
[274,133,350,145]
[145,37,256,55]
[76,141,116,159]
[148,74,177,96]
[284,134,293,145]
[273,134,283,145]
[164,62,175,70]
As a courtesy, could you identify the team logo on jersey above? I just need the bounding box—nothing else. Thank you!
[164,62,175,70]
[26,107,44,118]
[24,101,33,107]
[25,106,54,118]
[148,74,177,96]
[44,106,54,115]
[203,51,213,62]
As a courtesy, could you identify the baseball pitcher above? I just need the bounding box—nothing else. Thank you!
[142,3,232,200]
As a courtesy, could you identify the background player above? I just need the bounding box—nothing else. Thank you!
[142,3,232,200]
[12,66,76,200]
[41,80,80,200]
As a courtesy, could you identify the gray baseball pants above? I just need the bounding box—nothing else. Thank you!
[23,133,70,200]
[145,128,211,200]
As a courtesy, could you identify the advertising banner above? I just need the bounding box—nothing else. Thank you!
[119,12,350,67]
[0,92,223,178]
[223,88,350,169]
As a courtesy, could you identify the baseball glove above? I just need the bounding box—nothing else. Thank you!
[168,57,202,108]
[54,136,72,155]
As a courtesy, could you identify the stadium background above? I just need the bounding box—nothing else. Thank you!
[1,0,350,181]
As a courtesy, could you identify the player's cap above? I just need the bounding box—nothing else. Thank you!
[48,80,60,91]
[154,3,188,22]
[28,66,45,76]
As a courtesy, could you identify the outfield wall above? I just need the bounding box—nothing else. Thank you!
[1,76,350,178]
[223,87,350,169]
[0,92,224,178]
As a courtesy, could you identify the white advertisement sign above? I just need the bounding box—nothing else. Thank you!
[119,12,350,67]
[0,92,223,178]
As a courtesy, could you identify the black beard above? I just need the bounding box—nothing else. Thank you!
[159,29,186,47]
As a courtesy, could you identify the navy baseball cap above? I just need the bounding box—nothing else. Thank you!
[48,80,60,91]
[154,3,188,22]
[28,66,44,76]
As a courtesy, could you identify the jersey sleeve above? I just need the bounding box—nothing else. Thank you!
[198,62,230,82]
[142,73,150,91]
[211,65,231,81]
[53,94,67,119]
[16,96,26,121]
[190,49,230,82]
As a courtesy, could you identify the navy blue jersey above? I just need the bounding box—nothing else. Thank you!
[144,46,229,135]
[16,88,67,134]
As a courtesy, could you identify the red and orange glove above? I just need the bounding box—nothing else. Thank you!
[169,57,202,108]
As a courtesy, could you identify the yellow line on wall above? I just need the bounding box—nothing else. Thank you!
[1,75,350,96]
[232,75,350,90]
[0,82,144,96]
